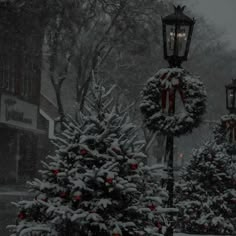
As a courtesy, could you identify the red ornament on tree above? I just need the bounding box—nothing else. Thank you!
[52,169,59,175]
[112,234,121,236]
[60,192,67,198]
[230,198,236,204]
[73,195,81,201]
[80,149,88,156]
[35,194,47,202]
[156,222,162,229]
[18,211,26,220]
[203,224,208,231]
[130,163,138,170]
[148,204,156,211]
[106,178,113,184]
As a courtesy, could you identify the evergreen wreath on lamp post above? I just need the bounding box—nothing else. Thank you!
[140,68,206,137]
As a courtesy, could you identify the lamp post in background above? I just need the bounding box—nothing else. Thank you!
[225,80,236,220]
[226,79,236,114]
[162,6,195,236]
[225,79,236,143]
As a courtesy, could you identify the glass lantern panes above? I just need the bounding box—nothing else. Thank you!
[162,5,195,67]
[176,25,189,57]
[166,24,175,56]
[166,24,189,57]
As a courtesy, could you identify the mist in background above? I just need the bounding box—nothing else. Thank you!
[183,0,236,49]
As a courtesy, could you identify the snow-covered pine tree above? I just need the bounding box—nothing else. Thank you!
[213,114,236,228]
[8,80,171,236]
[176,141,236,235]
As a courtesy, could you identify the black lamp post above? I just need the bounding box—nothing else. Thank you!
[225,79,236,144]
[162,6,195,236]
[226,79,236,114]
[162,5,195,68]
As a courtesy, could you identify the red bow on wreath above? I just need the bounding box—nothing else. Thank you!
[160,72,185,113]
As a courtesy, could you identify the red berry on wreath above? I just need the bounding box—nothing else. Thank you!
[140,68,206,136]
[80,149,88,156]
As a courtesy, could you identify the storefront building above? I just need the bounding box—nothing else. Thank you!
[0,1,56,183]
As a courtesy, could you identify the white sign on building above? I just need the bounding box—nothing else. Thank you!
[0,93,38,130]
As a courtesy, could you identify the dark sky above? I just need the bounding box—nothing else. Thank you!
[182,0,236,48]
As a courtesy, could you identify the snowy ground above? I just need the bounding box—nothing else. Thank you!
[175,234,232,236]
[0,187,232,236]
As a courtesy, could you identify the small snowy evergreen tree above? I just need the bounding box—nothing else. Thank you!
[8,80,171,236]
[213,114,236,229]
[176,142,236,235]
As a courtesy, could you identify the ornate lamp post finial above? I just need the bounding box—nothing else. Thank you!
[174,5,186,13]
